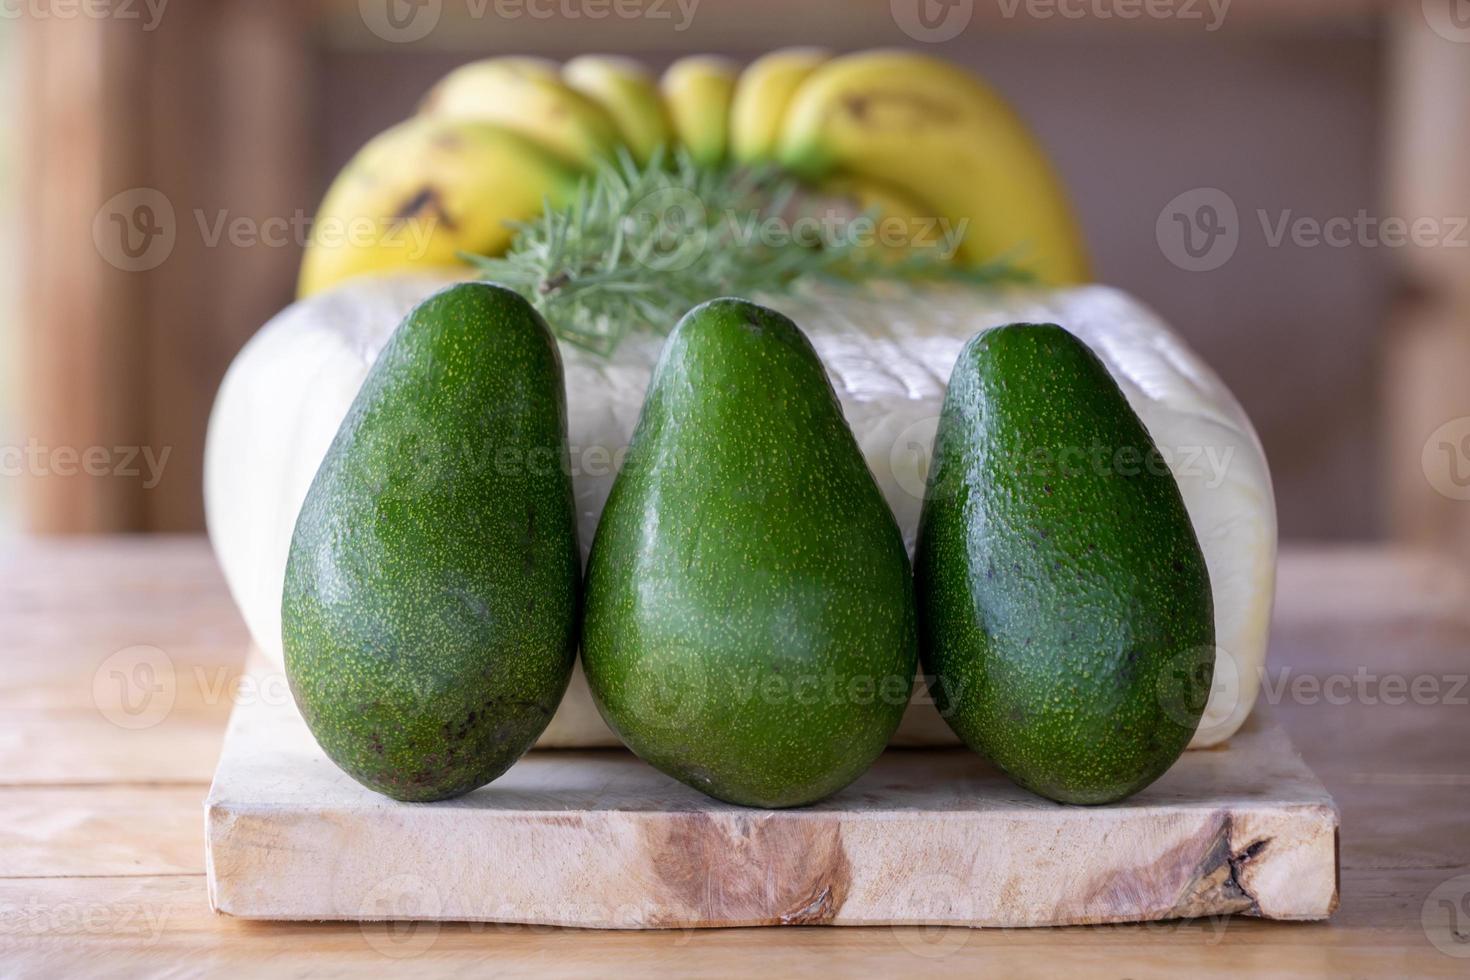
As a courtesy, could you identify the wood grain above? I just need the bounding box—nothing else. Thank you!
[19,13,150,532]
[1,537,1467,975]
[16,2,314,533]
[204,693,1337,928]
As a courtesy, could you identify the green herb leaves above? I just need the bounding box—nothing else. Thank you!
[469,149,1030,356]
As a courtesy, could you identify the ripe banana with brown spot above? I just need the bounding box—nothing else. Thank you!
[297,117,580,298]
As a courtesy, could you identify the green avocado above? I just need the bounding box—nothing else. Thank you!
[582,298,917,808]
[915,323,1214,805]
[282,282,580,802]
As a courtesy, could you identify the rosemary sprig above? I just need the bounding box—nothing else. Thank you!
[468,148,1032,356]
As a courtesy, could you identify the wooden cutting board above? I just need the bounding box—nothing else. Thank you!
[205,673,1337,929]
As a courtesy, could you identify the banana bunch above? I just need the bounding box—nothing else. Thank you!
[299,49,1090,298]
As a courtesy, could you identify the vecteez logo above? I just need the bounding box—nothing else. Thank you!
[1157,187,1468,273]
[1156,187,1239,273]
[1423,0,1470,44]
[994,0,1231,31]
[92,189,441,273]
[0,0,170,31]
[889,418,1240,504]
[895,0,1238,36]
[92,188,177,273]
[356,874,442,958]
[92,645,176,730]
[360,0,443,43]
[0,439,171,488]
[1422,873,1470,958]
[1422,417,1470,501]
[627,186,710,273]
[891,0,975,42]
[360,0,701,42]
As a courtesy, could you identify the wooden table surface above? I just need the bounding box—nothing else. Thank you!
[4,537,1469,977]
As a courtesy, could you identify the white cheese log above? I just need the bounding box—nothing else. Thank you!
[205,274,1275,749]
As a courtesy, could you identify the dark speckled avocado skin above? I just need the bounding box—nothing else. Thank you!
[915,323,1213,805]
[582,298,917,809]
[282,282,580,802]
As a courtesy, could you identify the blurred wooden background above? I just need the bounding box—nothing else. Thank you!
[16,0,1470,550]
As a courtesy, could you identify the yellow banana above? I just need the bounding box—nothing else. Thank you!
[298,117,580,298]
[777,50,1090,284]
[562,55,672,165]
[454,55,561,80]
[816,175,961,262]
[660,55,739,168]
[420,57,621,169]
[730,47,830,164]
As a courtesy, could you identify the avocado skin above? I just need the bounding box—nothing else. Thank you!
[915,323,1214,805]
[582,298,917,808]
[283,282,580,802]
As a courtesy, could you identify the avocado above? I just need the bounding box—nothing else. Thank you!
[282,282,580,802]
[582,298,917,808]
[915,323,1213,805]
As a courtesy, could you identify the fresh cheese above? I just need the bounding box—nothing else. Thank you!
[206,274,1275,749]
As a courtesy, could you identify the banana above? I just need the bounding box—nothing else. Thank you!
[454,55,562,80]
[777,50,1090,284]
[660,55,739,168]
[815,175,959,262]
[730,47,830,164]
[297,117,580,298]
[562,55,672,164]
[420,57,621,169]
